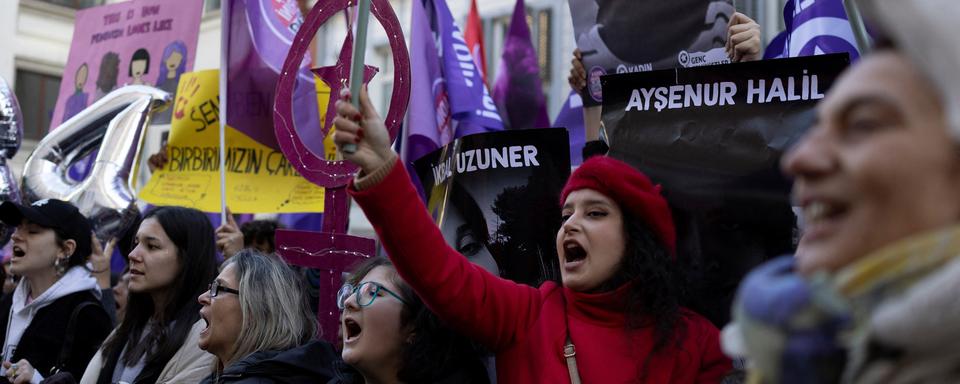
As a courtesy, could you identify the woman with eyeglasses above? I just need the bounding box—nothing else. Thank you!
[332,89,732,383]
[195,249,338,383]
[80,206,219,384]
[332,257,489,384]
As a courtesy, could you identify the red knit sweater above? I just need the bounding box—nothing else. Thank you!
[350,160,732,383]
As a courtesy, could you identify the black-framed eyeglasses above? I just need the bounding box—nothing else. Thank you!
[336,281,408,310]
[208,280,240,298]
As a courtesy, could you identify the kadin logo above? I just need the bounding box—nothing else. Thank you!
[432,79,452,138]
[272,0,303,34]
[588,66,606,102]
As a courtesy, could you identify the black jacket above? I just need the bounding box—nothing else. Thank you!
[326,357,492,384]
[199,340,338,384]
[0,290,111,381]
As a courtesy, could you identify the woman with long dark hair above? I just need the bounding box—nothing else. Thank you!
[81,206,219,383]
[333,257,489,384]
[331,89,731,382]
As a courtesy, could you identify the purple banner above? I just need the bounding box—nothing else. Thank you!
[552,90,585,165]
[225,0,323,154]
[423,0,503,135]
[493,0,549,131]
[402,0,453,165]
[50,0,203,128]
[764,0,860,60]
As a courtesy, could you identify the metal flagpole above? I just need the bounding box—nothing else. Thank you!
[843,0,872,55]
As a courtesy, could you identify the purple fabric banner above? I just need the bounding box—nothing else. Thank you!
[493,0,549,131]
[224,0,324,154]
[422,0,503,136]
[764,0,860,60]
[50,0,203,129]
[552,90,585,165]
[401,0,452,165]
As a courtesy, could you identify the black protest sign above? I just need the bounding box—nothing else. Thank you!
[601,54,849,204]
[414,129,570,287]
[601,54,849,326]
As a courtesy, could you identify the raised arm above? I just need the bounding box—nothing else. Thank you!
[335,88,543,351]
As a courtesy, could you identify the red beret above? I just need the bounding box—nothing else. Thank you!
[560,156,676,255]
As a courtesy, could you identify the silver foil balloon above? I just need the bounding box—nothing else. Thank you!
[22,85,170,241]
[0,76,23,159]
[0,158,21,245]
[0,76,23,246]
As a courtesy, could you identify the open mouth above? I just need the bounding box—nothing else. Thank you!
[343,318,362,342]
[563,241,587,264]
[129,268,145,276]
[803,201,849,226]
[199,312,211,335]
[11,246,24,258]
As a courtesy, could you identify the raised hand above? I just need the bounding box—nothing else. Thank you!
[726,12,762,62]
[332,87,396,174]
[90,233,116,289]
[568,48,586,92]
[216,207,244,259]
[147,144,169,173]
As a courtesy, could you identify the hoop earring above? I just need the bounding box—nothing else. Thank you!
[54,258,67,276]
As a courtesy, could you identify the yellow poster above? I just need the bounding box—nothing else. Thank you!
[140,69,325,213]
[315,73,339,161]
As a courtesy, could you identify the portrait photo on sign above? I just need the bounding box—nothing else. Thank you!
[414,129,570,287]
[568,0,734,105]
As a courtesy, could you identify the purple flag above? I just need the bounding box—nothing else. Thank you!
[423,0,503,136]
[493,0,549,130]
[222,0,323,227]
[764,0,860,60]
[552,90,585,165]
[224,0,323,154]
[403,0,453,165]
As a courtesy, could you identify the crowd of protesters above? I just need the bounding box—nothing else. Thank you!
[0,1,957,383]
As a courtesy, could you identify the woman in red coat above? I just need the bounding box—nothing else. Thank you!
[331,89,732,383]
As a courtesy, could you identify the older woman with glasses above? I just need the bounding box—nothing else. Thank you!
[196,249,338,384]
[333,257,490,384]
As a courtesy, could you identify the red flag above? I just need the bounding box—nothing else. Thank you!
[464,0,488,83]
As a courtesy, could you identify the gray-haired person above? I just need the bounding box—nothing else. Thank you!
[197,249,338,383]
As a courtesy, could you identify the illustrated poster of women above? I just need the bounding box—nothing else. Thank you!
[153,41,188,124]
